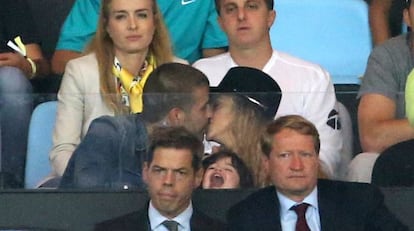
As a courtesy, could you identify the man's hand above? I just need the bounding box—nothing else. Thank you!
[0,52,32,76]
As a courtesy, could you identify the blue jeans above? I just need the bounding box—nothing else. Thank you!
[0,66,33,188]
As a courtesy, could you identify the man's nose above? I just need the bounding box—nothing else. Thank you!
[206,104,213,118]
[163,171,175,186]
[290,154,304,170]
[237,8,246,21]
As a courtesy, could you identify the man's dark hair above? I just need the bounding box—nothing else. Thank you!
[215,0,274,15]
[202,150,254,188]
[146,126,204,171]
[142,63,209,123]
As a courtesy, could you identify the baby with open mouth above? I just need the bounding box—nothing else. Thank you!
[201,150,253,189]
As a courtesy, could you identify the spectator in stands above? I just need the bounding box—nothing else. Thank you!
[49,0,186,178]
[227,115,409,231]
[0,0,50,188]
[59,63,210,189]
[201,150,253,189]
[51,0,227,74]
[206,67,282,187]
[368,0,406,46]
[94,126,225,230]
[193,0,343,179]
[347,0,414,183]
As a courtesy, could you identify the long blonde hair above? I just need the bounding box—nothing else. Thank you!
[87,0,173,114]
[223,95,272,187]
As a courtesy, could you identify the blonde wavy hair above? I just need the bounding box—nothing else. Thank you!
[216,94,272,187]
[87,0,173,114]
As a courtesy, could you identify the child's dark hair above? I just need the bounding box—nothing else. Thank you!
[202,150,254,188]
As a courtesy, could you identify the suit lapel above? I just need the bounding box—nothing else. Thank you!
[138,209,151,231]
[258,187,283,231]
[317,180,353,231]
[190,211,203,231]
[126,203,150,230]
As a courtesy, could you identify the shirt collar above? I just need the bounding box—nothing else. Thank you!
[148,200,193,230]
[276,186,319,219]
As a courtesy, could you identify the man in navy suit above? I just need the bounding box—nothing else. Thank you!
[95,127,225,231]
[227,115,408,231]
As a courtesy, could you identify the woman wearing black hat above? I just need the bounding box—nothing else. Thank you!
[206,66,282,187]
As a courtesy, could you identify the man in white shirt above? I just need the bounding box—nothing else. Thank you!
[227,115,408,231]
[94,127,226,231]
[193,0,343,178]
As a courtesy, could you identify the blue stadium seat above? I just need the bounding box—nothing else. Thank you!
[25,101,57,188]
[270,0,372,84]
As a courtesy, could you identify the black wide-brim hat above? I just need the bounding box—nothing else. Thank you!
[212,66,282,119]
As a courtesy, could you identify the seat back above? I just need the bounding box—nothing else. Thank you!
[371,139,414,187]
[25,101,58,188]
[271,0,372,84]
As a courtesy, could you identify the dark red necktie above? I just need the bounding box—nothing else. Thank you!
[291,203,311,231]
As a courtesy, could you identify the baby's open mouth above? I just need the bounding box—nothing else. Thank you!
[210,173,224,188]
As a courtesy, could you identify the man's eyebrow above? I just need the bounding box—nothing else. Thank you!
[173,167,190,172]
[151,165,166,170]
[151,165,189,171]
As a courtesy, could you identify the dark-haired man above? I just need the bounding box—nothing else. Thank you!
[95,126,225,231]
[59,63,211,189]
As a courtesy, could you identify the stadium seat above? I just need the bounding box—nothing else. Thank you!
[271,0,372,84]
[25,101,57,188]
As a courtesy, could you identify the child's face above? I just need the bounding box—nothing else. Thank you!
[202,157,240,189]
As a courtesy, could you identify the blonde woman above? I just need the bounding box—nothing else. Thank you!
[50,0,186,177]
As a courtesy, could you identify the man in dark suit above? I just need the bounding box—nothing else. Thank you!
[227,115,408,231]
[95,127,225,231]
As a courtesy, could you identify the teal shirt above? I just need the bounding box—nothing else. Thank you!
[56,0,228,63]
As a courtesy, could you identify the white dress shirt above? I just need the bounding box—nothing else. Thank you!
[148,200,193,231]
[277,187,321,231]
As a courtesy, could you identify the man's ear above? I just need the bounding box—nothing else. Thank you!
[142,162,149,184]
[403,9,413,28]
[268,9,276,29]
[166,107,185,126]
[193,168,204,189]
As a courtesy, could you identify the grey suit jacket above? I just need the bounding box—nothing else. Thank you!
[227,179,409,231]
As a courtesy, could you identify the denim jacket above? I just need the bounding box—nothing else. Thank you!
[59,114,147,189]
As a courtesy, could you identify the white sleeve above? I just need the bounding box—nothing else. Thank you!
[50,60,86,176]
[303,69,343,178]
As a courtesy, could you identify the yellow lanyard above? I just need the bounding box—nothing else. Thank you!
[112,55,156,113]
